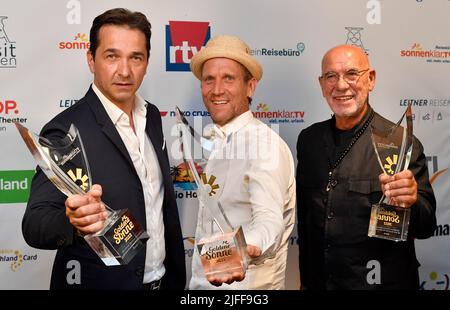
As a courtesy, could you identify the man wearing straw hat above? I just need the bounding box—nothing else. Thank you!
[188,35,296,289]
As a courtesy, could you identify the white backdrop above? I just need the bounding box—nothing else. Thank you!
[1,0,449,290]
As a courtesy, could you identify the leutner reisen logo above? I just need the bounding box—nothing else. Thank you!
[0,16,17,68]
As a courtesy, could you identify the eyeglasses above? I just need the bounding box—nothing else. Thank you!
[320,68,370,86]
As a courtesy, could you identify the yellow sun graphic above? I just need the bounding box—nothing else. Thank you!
[0,250,24,271]
[384,154,398,175]
[256,103,269,112]
[11,250,23,271]
[74,33,88,42]
[67,168,89,191]
[201,173,220,196]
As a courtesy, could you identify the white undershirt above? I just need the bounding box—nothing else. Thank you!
[92,84,165,283]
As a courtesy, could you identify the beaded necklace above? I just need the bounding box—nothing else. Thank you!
[326,110,375,192]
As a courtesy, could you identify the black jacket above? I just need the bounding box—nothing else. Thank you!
[22,86,186,289]
[296,105,436,290]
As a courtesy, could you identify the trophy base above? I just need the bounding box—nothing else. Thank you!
[197,226,248,279]
[84,209,149,266]
[368,203,411,242]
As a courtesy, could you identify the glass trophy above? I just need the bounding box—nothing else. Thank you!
[175,106,249,279]
[15,123,149,266]
[368,105,413,242]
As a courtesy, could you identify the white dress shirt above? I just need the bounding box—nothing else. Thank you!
[189,111,296,290]
[92,84,165,283]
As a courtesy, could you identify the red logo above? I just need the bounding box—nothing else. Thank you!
[0,100,19,114]
[166,21,210,71]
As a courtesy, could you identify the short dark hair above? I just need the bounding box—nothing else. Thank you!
[89,8,152,58]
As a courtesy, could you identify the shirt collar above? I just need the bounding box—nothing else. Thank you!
[92,83,147,125]
[213,110,254,139]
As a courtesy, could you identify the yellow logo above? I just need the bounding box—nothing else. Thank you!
[384,154,398,175]
[256,103,270,112]
[113,215,134,245]
[411,43,423,51]
[67,168,89,191]
[201,173,219,196]
[0,250,23,271]
[74,33,88,42]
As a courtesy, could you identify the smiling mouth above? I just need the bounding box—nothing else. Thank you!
[334,95,354,101]
[211,100,228,105]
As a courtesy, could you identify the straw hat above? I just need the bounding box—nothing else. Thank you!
[190,35,263,81]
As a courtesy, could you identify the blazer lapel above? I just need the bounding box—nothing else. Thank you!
[85,87,135,169]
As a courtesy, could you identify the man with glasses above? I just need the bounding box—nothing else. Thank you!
[296,45,436,289]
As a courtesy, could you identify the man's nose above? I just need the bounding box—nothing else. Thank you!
[117,59,131,77]
[335,75,350,90]
[212,80,224,95]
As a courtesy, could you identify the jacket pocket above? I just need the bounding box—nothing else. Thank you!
[348,179,382,205]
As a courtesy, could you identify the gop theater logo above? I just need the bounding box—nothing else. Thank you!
[165,21,211,71]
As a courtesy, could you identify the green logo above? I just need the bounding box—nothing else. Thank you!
[0,170,35,203]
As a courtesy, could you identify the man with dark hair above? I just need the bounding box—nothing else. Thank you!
[296,44,436,289]
[22,8,185,290]
[89,8,152,58]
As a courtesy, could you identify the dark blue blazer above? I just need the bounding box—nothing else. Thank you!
[22,86,186,289]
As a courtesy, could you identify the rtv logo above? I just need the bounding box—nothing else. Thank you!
[165,21,210,71]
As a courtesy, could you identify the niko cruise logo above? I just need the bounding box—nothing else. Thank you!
[165,21,210,71]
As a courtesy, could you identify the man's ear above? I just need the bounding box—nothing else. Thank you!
[318,76,327,98]
[246,77,258,98]
[368,69,376,92]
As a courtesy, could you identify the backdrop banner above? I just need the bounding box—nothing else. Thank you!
[1,0,449,290]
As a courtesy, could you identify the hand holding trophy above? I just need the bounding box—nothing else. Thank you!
[15,123,149,266]
[368,105,413,242]
[175,107,249,282]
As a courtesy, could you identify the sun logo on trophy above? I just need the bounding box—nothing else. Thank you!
[67,168,89,191]
[201,173,219,196]
[384,154,398,175]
